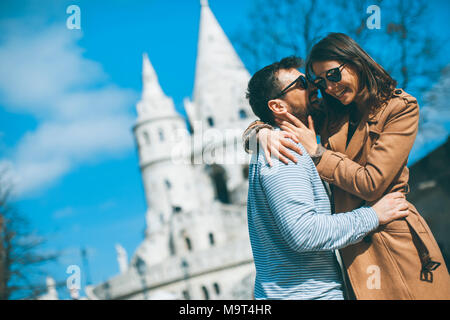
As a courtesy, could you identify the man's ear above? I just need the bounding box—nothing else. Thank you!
[268,99,288,117]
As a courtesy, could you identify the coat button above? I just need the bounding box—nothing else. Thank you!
[395,89,402,95]
[363,235,372,243]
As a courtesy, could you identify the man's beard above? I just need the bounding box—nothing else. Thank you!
[291,90,321,123]
[290,106,308,125]
[288,92,321,125]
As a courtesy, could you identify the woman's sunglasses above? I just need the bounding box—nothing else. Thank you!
[272,74,308,100]
[311,63,346,90]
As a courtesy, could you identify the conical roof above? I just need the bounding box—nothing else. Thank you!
[192,0,252,128]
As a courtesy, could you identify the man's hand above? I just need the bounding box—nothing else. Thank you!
[275,113,319,156]
[371,192,409,225]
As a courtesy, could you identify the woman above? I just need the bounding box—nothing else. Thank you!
[243,33,450,299]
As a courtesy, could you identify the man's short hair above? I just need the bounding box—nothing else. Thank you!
[246,56,304,125]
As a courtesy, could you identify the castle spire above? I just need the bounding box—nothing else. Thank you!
[191,1,252,129]
[142,52,165,100]
[137,53,176,119]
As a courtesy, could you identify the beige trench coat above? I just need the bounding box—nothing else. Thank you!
[316,89,450,299]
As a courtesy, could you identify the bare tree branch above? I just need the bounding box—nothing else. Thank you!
[234,0,443,107]
[0,171,60,300]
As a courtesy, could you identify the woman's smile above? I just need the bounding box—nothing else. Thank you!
[330,86,350,100]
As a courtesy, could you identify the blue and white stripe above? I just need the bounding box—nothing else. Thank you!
[247,138,378,300]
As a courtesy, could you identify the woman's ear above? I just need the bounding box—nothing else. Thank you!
[268,99,288,116]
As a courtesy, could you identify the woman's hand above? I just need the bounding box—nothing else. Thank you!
[275,113,319,156]
[257,128,302,166]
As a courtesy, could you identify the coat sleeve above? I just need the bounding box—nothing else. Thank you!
[316,96,419,202]
[242,120,273,154]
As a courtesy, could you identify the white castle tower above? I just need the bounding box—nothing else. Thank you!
[186,0,253,132]
[185,0,256,202]
[87,0,256,300]
[132,52,221,270]
[135,54,204,231]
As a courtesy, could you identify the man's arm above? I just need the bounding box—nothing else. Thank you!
[259,144,379,253]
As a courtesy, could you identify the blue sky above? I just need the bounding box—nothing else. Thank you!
[0,0,254,299]
[0,0,449,299]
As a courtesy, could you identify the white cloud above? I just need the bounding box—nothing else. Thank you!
[53,206,76,220]
[0,25,107,115]
[0,20,138,198]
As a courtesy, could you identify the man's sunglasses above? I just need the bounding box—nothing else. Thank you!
[272,74,308,100]
[311,63,346,91]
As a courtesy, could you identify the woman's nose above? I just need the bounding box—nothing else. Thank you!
[325,80,338,94]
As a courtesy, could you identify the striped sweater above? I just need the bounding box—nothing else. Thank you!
[247,138,379,300]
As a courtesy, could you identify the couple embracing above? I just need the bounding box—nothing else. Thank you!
[243,33,450,300]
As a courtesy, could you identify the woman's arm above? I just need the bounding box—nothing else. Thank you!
[259,143,409,252]
[315,97,419,201]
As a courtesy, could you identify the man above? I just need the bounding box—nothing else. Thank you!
[245,56,409,300]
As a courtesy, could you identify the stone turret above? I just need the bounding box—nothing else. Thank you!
[90,1,256,300]
[133,53,202,264]
[186,0,253,132]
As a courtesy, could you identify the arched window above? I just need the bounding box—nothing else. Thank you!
[143,131,150,145]
[208,233,215,246]
[158,128,164,141]
[173,206,182,213]
[213,283,220,295]
[185,237,192,251]
[165,179,171,189]
[182,290,190,300]
[207,164,230,204]
[207,117,214,127]
[239,109,248,119]
[242,164,249,179]
[169,232,176,256]
[201,286,209,300]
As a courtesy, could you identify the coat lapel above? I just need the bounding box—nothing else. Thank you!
[325,106,383,160]
[327,113,349,154]
[345,101,389,160]
[345,111,370,160]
